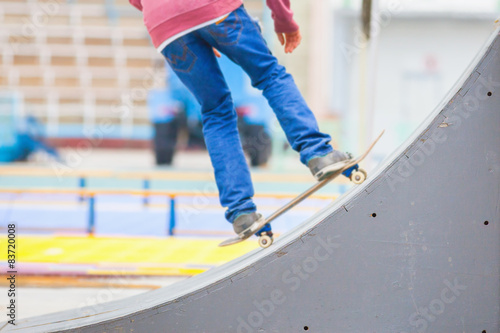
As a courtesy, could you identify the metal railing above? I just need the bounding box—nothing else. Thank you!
[0,186,337,237]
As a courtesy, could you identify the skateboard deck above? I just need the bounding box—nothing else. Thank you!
[219,130,385,248]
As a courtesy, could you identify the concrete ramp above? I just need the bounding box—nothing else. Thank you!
[4,27,500,333]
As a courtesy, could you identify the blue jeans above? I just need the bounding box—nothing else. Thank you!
[161,6,332,225]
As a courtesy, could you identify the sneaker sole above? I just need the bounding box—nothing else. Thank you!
[236,216,266,240]
[314,159,354,181]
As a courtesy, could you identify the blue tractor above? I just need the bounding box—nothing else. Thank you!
[148,55,273,166]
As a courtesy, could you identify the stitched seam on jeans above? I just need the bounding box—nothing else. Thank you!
[207,11,243,46]
[167,43,198,73]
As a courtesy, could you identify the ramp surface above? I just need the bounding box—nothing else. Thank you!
[3,27,500,333]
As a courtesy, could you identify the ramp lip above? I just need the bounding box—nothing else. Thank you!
[4,25,500,333]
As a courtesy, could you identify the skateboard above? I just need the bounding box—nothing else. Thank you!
[219,130,385,249]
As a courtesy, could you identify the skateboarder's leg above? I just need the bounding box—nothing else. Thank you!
[161,33,256,223]
[197,6,333,165]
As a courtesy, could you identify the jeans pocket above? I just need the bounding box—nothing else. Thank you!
[164,40,197,74]
[207,10,243,46]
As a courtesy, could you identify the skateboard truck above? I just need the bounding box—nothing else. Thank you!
[342,164,367,184]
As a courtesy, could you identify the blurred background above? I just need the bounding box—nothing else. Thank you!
[0,0,498,320]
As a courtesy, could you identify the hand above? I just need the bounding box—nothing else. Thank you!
[213,48,221,58]
[276,30,302,54]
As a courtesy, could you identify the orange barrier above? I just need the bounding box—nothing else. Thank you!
[0,187,335,200]
[0,166,349,183]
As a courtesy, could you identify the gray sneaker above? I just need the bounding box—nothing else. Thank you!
[233,212,264,235]
[308,150,353,181]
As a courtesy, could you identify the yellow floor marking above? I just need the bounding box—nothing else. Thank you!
[0,236,259,276]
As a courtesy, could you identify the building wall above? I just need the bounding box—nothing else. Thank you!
[331,11,497,159]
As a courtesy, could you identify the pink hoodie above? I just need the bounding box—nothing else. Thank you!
[129,0,299,49]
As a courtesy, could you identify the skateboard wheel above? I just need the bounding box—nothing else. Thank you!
[350,169,367,184]
[258,235,273,248]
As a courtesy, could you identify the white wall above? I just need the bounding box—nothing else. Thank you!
[331,13,497,161]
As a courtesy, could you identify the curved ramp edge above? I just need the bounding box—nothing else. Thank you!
[3,27,500,333]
